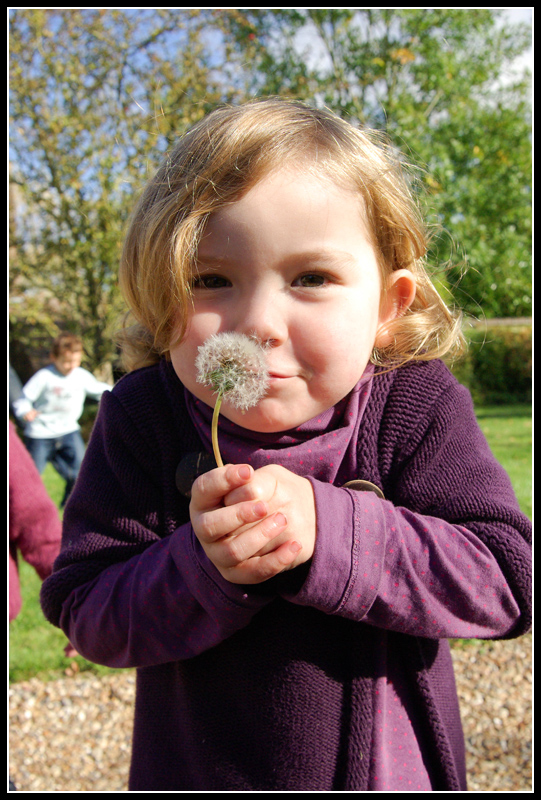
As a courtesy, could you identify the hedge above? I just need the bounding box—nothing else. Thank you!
[448,323,532,405]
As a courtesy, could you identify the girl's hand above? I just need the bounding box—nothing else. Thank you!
[190,464,316,584]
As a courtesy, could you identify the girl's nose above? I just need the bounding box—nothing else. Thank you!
[234,290,288,347]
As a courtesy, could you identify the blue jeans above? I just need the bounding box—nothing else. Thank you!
[25,430,86,506]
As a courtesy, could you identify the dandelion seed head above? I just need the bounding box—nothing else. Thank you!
[195,332,269,410]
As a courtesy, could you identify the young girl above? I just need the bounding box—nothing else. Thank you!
[40,98,531,791]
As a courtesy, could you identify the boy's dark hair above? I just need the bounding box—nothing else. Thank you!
[51,332,83,358]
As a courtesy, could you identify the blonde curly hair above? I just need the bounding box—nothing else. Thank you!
[118,97,464,372]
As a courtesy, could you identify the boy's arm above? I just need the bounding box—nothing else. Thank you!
[80,367,112,399]
[11,370,46,420]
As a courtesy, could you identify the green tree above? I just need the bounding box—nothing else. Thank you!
[218,9,532,318]
[10,9,531,380]
[9,8,233,371]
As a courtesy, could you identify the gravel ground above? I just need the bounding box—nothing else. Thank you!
[9,634,531,792]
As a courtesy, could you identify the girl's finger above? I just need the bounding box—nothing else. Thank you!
[223,470,277,507]
[190,464,254,513]
[215,512,288,567]
[223,540,302,584]
[195,499,271,543]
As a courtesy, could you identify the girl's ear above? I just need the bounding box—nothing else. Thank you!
[375,269,417,348]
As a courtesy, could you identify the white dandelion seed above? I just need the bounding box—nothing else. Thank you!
[195,332,269,466]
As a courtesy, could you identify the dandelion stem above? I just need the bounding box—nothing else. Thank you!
[211,391,225,468]
[196,332,269,468]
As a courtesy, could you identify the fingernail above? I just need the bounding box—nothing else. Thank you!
[289,541,302,554]
[238,465,251,481]
[252,501,267,518]
[272,512,287,528]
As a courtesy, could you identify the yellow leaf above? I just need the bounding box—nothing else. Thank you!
[390,47,415,65]
[425,175,442,192]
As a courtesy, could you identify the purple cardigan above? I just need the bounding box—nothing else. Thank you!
[40,359,531,791]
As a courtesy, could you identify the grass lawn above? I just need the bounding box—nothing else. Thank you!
[9,405,532,683]
[474,404,532,520]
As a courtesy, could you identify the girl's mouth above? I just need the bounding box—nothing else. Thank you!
[267,372,293,381]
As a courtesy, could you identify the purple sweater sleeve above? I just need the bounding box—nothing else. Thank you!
[44,387,273,669]
[59,524,271,668]
[283,481,519,639]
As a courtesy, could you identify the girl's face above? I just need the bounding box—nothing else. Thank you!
[170,167,415,433]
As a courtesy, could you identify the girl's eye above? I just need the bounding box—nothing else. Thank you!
[192,274,231,290]
[294,273,328,288]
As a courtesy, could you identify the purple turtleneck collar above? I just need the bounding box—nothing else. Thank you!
[184,366,374,487]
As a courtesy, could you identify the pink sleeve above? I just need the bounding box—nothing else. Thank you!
[9,423,62,581]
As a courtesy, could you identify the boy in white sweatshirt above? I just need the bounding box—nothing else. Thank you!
[13,332,111,505]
